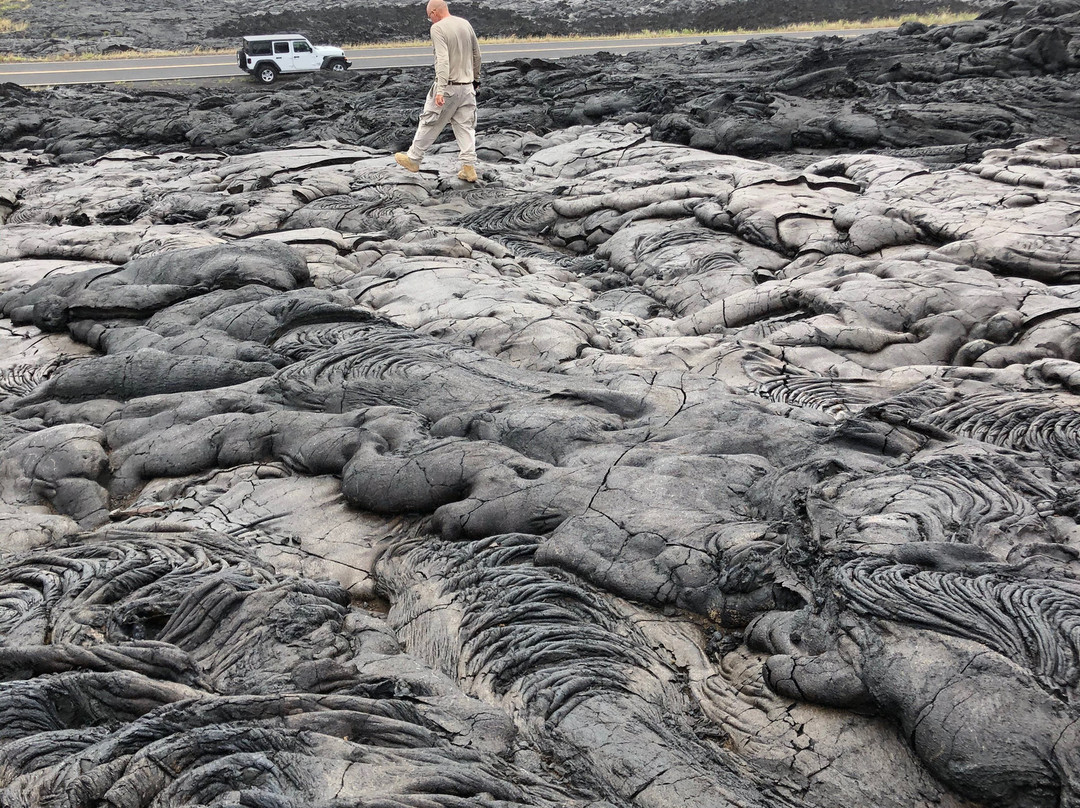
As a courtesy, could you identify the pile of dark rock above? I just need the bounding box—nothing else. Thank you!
[2,2,1077,165]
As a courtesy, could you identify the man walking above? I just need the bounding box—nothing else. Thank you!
[395,0,482,182]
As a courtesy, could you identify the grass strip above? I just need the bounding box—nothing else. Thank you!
[0,11,977,63]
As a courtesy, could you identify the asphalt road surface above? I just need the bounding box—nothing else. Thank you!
[0,30,887,87]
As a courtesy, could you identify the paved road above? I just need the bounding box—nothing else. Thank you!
[0,29,887,87]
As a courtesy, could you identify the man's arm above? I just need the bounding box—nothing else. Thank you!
[471,27,481,80]
[432,26,450,96]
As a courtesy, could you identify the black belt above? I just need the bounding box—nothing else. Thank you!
[447,81,472,85]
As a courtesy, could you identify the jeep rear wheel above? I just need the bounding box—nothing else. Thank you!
[255,63,278,84]
[327,59,348,73]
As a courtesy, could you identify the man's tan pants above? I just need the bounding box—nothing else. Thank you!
[406,83,477,166]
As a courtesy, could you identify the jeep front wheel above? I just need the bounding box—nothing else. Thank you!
[327,59,348,73]
[255,63,278,84]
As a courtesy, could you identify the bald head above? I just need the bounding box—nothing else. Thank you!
[426,0,449,21]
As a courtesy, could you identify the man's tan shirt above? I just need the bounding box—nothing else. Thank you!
[431,15,481,95]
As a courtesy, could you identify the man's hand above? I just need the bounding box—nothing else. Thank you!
[435,93,445,107]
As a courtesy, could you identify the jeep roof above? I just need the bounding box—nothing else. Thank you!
[242,34,307,42]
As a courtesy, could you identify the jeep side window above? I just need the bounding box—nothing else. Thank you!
[292,40,311,53]
[249,41,272,55]
[273,41,290,54]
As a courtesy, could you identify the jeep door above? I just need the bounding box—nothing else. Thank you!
[272,40,291,70]
[290,39,321,71]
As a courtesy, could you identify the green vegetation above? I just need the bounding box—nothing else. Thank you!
[0,11,977,62]
[0,0,30,34]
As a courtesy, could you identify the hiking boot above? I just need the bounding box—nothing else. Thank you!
[394,152,420,172]
[457,164,478,182]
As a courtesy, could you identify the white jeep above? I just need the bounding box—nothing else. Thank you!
[237,34,351,84]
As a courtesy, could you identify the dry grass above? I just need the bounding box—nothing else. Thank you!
[1,0,30,35]
[357,10,977,48]
[0,44,224,63]
[0,11,977,62]
[0,0,28,34]
[726,9,975,34]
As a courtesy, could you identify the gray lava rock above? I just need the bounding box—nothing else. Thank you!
[2,9,1080,808]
